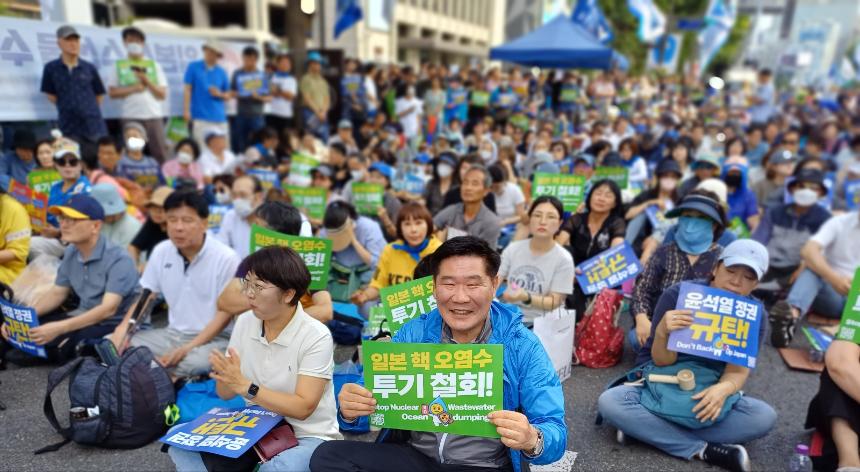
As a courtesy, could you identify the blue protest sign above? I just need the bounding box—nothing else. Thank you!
[208,204,232,234]
[247,168,281,191]
[644,204,667,229]
[0,298,47,358]
[160,406,282,458]
[845,179,860,211]
[575,242,641,295]
[236,72,268,98]
[668,282,763,369]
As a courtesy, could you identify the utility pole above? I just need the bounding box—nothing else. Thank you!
[286,0,309,81]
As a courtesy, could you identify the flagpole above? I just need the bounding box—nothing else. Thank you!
[320,0,327,50]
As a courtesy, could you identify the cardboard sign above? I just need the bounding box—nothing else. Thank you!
[836,268,860,344]
[362,341,503,438]
[7,179,48,232]
[207,204,232,234]
[531,173,586,212]
[593,167,629,189]
[575,243,641,295]
[379,276,436,335]
[668,282,763,369]
[351,182,384,217]
[27,169,61,196]
[249,225,331,290]
[283,185,326,221]
[246,168,280,191]
[115,58,158,87]
[160,406,282,458]
[0,298,46,358]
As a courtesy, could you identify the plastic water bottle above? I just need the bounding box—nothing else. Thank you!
[788,444,813,472]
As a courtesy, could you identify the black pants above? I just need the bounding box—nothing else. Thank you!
[41,311,115,363]
[309,440,514,472]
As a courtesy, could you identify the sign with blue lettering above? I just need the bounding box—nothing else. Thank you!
[0,298,47,358]
[160,406,282,458]
[668,282,763,369]
[845,179,860,211]
[575,242,641,295]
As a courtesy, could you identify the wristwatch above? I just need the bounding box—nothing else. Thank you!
[524,426,544,458]
[246,383,260,399]
[524,292,532,306]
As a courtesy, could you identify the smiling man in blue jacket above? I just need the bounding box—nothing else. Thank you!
[310,236,566,472]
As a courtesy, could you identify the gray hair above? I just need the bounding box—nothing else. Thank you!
[464,164,492,189]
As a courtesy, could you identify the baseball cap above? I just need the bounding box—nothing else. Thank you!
[202,39,224,57]
[48,194,104,221]
[369,162,395,182]
[310,164,335,179]
[719,239,769,280]
[56,25,79,39]
[204,127,227,143]
[770,149,798,165]
[90,183,126,216]
[665,194,725,227]
[53,138,81,159]
[656,158,682,177]
[692,153,722,171]
[146,186,174,207]
[307,51,324,63]
[790,168,825,188]
[574,153,595,168]
[338,119,353,130]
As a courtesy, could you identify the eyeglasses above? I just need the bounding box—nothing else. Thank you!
[240,277,276,297]
[54,157,80,167]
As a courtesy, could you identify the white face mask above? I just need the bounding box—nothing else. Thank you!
[479,150,493,162]
[232,198,254,218]
[437,164,454,178]
[659,177,678,192]
[215,191,231,205]
[126,42,144,56]
[126,137,146,152]
[350,170,364,181]
[176,152,193,165]
[793,188,819,207]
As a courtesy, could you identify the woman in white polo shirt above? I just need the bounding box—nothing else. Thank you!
[168,245,341,472]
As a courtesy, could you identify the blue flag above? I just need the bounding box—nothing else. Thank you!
[697,0,737,74]
[571,0,614,44]
[627,0,666,43]
[335,0,364,39]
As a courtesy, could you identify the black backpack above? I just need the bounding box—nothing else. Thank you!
[36,346,175,453]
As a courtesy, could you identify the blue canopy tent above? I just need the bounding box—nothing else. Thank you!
[489,15,614,69]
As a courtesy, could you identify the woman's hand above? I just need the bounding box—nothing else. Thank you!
[691,381,735,422]
[209,347,250,397]
[502,285,527,304]
[350,289,367,306]
[658,309,693,335]
[634,313,652,346]
[338,383,377,421]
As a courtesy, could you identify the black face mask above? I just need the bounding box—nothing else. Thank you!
[724,173,742,187]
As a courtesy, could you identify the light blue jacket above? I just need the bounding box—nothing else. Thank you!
[383,301,567,470]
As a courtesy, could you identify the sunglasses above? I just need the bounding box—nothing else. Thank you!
[54,157,80,167]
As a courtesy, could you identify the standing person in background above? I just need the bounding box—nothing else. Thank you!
[340,58,367,127]
[107,26,168,163]
[749,69,775,125]
[268,53,297,135]
[40,25,107,151]
[183,40,231,149]
[423,77,446,141]
[445,76,469,127]
[395,86,423,144]
[231,46,270,154]
[300,52,331,142]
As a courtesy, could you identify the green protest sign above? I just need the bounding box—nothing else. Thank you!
[532,173,586,211]
[166,117,190,143]
[379,276,436,335]
[470,91,489,107]
[351,182,384,216]
[284,185,327,220]
[728,217,751,239]
[509,114,529,131]
[116,59,158,87]
[559,87,580,103]
[362,341,503,438]
[288,153,319,184]
[363,305,388,338]
[594,166,629,189]
[26,169,60,196]
[249,225,332,290]
[836,268,860,344]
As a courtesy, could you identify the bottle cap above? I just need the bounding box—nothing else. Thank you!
[795,444,809,455]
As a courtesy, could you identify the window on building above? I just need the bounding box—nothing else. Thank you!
[131,2,192,26]
[208,2,245,28]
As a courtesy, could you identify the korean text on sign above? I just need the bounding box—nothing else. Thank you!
[593,167,629,189]
[249,224,332,290]
[7,179,48,232]
[575,242,641,295]
[246,169,280,191]
[283,185,327,221]
[160,407,282,458]
[207,204,231,234]
[668,282,763,369]
[362,341,503,438]
[379,276,437,335]
[836,268,860,344]
[531,173,586,212]
[351,183,384,217]
[0,298,46,358]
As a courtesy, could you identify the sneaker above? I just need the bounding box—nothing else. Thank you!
[615,429,627,445]
[770,300,796,348]
[702,443,751,472]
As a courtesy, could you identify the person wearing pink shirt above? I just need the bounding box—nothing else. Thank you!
[161,138,204,189]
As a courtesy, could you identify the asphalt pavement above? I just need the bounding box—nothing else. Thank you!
[0,314,821,472]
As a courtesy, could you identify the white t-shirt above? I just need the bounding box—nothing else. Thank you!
[493,182,525,220]
[199,148,239,177]
[216,209,313,260]
[498,240,575,322]
[106,57,167,119]
[229,307,342,441]
[395,97,423,138]
[141,236,240,334]
[269,73,297,118]
[810,211,860,278]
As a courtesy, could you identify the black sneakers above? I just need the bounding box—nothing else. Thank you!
[702,443,751,472]
[770,300,796,348]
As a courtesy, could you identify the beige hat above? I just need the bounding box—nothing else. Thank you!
[146,186,174,207]
[696,178,728,206]
[326,220,354,252]
[202,39,224,57]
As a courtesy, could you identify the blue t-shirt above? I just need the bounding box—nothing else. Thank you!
[47,175,92,226]
[183,60,229,122]
[0,150,36,190]
[116,153,165,189]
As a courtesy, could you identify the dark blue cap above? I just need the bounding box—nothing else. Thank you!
[48,194,105,221]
